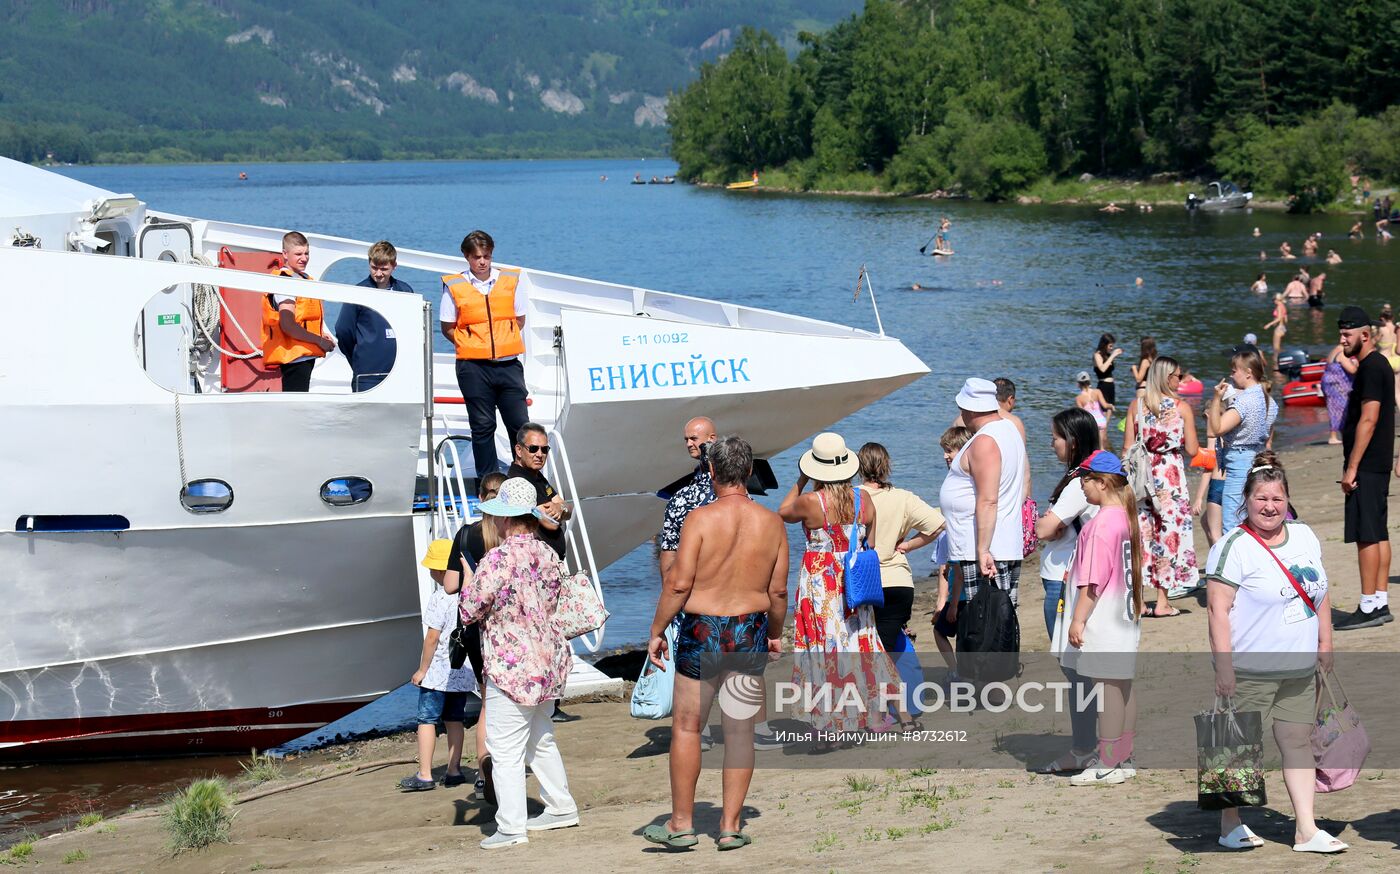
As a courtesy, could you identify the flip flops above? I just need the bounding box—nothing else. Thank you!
[642,824,699,849]
[717,830,753,851]
[1293,829,1348,854]
[1143,605,1182,618]
[1218,824,1264,849]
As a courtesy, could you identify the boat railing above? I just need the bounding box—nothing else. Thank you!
[432,436,473,539]
[544,427,607,654]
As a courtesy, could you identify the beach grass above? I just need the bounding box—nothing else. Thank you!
[162,778,235,852]
[61,849,87,864]
[239,751,284,785]
[74,813,102,830]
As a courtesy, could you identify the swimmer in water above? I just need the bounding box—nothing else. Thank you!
[1252,227,1261,237]
[1279,240,1295,259]
[1100,202,1124,213]
[1349,221,1363,239]
[1263,292,1288,360]
[1307,272,1326,308]
[1249,272,1268,294]
[1259,250,1268,260]
[1326,249,1342,265]
[1302,234,1318,257]
[1283,273,1308,302]
[1075,371,1113,449]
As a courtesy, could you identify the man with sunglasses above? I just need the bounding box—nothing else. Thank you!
[506,422,569,559]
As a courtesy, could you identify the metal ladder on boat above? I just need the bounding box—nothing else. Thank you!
[426,429,620,696]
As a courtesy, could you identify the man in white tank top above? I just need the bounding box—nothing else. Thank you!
[938,378,1029,614]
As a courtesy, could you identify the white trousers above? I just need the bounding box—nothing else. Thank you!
[485,681,576,835]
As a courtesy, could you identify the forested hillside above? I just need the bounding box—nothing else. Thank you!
[668,0,1400,210]
[0,0,857,163]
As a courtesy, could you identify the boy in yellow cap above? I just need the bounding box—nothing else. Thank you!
[401,539,477,791]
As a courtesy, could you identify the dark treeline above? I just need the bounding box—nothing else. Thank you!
[668,0,1400,209]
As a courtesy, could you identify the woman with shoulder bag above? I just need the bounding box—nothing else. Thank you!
[460,477,579,850]
[780,432,899,736]
[444,472,505,803]
[1203,452,1344,854]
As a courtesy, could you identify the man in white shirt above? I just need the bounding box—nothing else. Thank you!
[439,230,530,478]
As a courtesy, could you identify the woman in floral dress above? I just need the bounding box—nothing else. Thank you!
[1122,357,1200,617]
[778,432,900,735]
[460,477,578,850]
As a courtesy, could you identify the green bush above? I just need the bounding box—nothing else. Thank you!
[162,778,235,852]
[885,133,952,194]
[949,118,1047,200]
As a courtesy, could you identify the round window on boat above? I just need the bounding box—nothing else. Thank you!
[321,477,373,506]
[180,479,233,514]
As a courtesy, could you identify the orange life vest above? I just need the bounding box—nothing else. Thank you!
[443,268,525,360]
[261,267,326,366]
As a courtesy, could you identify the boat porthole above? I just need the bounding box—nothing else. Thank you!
[320,477,373,507]
[180,479,234,514]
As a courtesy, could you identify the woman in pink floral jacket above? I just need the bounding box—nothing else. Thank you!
[460,477,578,850]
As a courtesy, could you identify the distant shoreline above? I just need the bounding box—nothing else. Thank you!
[694,178,1308,211]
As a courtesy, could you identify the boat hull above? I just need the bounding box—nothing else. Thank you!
[0,519,422,762]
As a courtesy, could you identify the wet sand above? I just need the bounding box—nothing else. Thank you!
[23,438,1400,872]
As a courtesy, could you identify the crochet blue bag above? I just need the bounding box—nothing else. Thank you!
[630,620,678,719]
[844,486,884,610]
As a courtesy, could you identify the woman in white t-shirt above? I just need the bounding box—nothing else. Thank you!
[1031,408,1101,775]
[1204,452,1344,854]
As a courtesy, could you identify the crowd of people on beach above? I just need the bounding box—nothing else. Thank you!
[372,221,1395,856]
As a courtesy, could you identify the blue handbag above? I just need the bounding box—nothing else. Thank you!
[844,486,884,610]
[630,620,678,719]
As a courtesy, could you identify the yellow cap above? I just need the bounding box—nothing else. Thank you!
[421,538,452,571]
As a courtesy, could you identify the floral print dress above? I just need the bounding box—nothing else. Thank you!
[791,492,898,732]
[1136,398,1197,591]
[460,534,573,706]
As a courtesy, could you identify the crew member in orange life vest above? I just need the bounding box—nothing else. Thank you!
[264,230,335,392]
[439,230,530,477]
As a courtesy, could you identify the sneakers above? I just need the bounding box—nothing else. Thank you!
[551,705,581,723]
[1334,605,1386,631]
[752,729,785,751]
[1120,758,1137,779]
[1069,766,1127,786]
[442,772,468,788]
[526,811,580,831]
[398,774,435,792]
[1378,605,1394,624]
[480,831,528,850]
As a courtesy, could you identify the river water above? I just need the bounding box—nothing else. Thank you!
[5,158,1397,839]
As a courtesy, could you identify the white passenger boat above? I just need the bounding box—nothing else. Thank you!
[0,157,928,760]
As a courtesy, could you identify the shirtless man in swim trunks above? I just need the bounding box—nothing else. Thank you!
[643,435,788,851]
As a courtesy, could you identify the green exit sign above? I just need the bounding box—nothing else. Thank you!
[156,313,181,325]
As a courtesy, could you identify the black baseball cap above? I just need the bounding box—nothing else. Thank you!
[1338,305,1372,329]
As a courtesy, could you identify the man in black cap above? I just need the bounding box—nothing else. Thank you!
[1335,305,1395,630]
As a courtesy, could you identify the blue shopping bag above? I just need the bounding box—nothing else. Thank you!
[630,620,678,720]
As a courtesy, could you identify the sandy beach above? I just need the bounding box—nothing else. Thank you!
[23,438,1400,873]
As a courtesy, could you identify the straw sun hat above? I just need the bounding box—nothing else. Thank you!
[799,432,860,482]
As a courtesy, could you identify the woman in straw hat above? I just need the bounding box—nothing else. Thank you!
[779,432,899,736]
[460,477,579,850]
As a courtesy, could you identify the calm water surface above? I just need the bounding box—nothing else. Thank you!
[6,158,1397,838]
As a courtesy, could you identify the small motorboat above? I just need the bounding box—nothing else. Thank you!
[1298,361,1327,382]
[1282,380,1325,406]
[1186,180,1253,211]
[725,180,758,191]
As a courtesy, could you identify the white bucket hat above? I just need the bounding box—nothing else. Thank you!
[955,377,1000,413]
[477,477,537,517]
[799,432,860,482]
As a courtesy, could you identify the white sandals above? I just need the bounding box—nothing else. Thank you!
[1218,824,1264,850]
[1293,829,1348,854]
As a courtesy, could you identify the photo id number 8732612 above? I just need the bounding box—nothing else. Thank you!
[904,730,968,743]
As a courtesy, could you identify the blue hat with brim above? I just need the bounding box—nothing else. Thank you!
[1078,449,1125,476]
[476,477,537,517]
